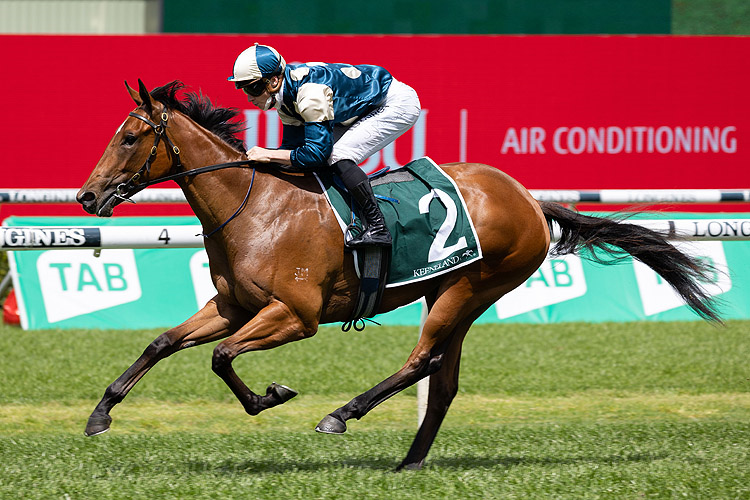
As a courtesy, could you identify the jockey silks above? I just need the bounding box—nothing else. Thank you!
[273,63,394,169]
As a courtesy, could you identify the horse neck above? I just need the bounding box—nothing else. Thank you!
[168,112,266,233]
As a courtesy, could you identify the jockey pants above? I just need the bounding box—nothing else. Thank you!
[328,79,421,168]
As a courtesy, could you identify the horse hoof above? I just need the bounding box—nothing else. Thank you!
[268,382,298,404]
[396,460,425,471]
[315,414,347,434]
[84,414,112,437]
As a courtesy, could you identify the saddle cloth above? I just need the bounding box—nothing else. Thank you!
[315,157,483,288]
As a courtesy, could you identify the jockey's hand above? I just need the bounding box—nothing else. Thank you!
[245,146,294,166]
[246,146,271,163]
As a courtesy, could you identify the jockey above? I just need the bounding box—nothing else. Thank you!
[228,43,421,248]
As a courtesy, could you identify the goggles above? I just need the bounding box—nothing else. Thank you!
[239,79,268,97]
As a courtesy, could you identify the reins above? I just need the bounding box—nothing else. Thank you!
[134,160,256,190]
[117,109,257,238]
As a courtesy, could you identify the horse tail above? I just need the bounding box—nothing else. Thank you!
[538,201,722,324]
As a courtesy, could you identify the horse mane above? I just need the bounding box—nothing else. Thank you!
[150,80,247,153]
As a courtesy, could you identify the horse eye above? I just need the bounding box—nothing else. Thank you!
[122,134,137,146]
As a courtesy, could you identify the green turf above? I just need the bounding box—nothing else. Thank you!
[0,320,748,499]
[1,424,748,500]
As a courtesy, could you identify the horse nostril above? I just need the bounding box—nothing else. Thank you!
[77,191,99,214]
[78,191,96,203]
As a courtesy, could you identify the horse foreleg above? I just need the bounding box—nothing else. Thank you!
[210,299,315,416]
[84,297,250,436]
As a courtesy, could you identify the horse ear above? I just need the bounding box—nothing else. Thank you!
[125,81,142,105]
[137,79,154,114]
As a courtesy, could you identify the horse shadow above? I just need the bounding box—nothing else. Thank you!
[183,451,669,474]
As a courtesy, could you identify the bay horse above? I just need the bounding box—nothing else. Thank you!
[77,80,720,470]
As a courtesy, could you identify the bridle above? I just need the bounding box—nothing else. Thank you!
[113,110,184,204]
[112,107,258,238]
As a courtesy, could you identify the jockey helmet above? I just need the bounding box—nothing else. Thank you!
[228,43,286,88]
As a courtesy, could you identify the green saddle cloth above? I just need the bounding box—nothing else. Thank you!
[315,157,483,287]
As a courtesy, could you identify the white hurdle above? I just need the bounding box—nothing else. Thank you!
[0,225,203,250]
[2,218,749,252]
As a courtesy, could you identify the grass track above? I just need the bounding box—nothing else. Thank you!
[0,321,748,499]
[2,392,750,435]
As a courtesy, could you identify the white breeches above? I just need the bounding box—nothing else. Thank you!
[328,79,421,166]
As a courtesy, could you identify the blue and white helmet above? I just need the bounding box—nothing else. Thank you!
[228,43,286,87]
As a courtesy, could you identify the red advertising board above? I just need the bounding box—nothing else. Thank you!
[1,34,748,217]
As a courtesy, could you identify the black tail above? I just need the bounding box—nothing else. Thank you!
[539,201,722,324]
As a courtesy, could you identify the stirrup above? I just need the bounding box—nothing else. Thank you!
[346,225,392,248]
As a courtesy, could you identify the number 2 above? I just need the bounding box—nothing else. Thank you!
[419,189,468,262]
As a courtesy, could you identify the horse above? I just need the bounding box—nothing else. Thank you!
[77,80,721,470]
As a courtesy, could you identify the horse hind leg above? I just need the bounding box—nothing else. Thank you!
[84,297,251,436]
[315,284,486,439]
[396,316,471,471]
[395,263,549,468]
[314,349,445,435]
[314,299,441,435]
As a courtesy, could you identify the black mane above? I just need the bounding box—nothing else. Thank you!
[150,80,247,153]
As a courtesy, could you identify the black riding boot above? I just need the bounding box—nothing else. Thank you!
[332,159,392,248]
[347,180,392,247]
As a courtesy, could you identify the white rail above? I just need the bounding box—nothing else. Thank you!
[551,219,750,241]
[531,189,750,204]
[0,189,186,204]
[1,218,749,252]
[1,188,749,204]
[0,225,203,250]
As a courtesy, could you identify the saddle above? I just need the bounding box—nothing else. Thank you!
[317,157,483,330]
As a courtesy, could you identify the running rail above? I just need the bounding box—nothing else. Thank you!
[1,188,750,204]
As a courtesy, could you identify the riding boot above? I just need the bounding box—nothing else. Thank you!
[346,180,392,248]
[331,159,392,248]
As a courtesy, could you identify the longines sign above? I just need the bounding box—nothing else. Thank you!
[0,227,99,248]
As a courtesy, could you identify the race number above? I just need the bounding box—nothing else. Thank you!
[158,228,171,245]
[418,189,468,262]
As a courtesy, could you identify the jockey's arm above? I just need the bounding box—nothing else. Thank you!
[246,146,292,165]
[248,121,334,170]
[278,82,335,170]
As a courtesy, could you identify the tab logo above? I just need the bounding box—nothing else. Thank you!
[36,249,141,323]
[495,253,587,319]
[189,250,218,308]
[632,241,731,317]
